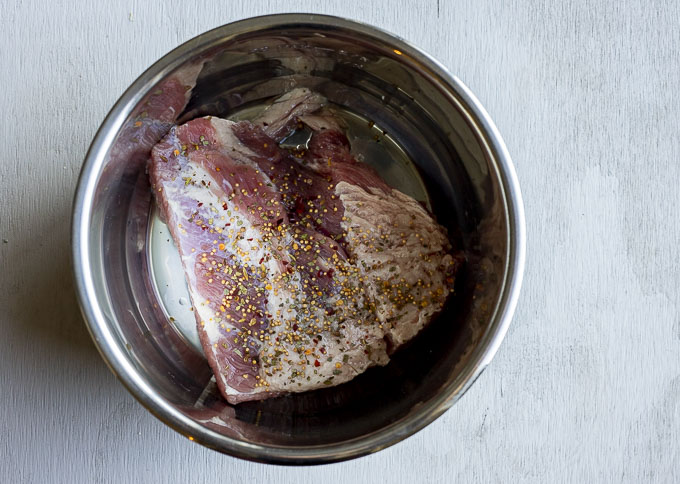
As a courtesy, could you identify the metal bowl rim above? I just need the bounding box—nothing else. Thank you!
[71,13,526,465]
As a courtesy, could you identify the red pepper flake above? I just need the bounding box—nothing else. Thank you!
[247,238,253,241]
[197,202,203,207]
[282,260,289,265]
[292,324,299,331]
[222,203,228,210]
[258,257,264,264]
[314,360,320,367]
[319,347,326,354]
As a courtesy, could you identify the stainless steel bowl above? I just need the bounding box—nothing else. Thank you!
[72,14,525,464]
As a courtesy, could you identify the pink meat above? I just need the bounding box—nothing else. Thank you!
[149,88,459,404]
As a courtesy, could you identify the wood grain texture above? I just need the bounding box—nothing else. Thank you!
[1,0,679,482]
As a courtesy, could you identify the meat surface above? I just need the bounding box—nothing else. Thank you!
[149,88,460,404]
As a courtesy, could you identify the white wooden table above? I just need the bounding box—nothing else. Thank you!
[2,1,679,482]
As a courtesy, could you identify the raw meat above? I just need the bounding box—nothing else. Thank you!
[149,88,460,404]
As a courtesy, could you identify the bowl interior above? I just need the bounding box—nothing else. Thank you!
[78,16,512,461]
